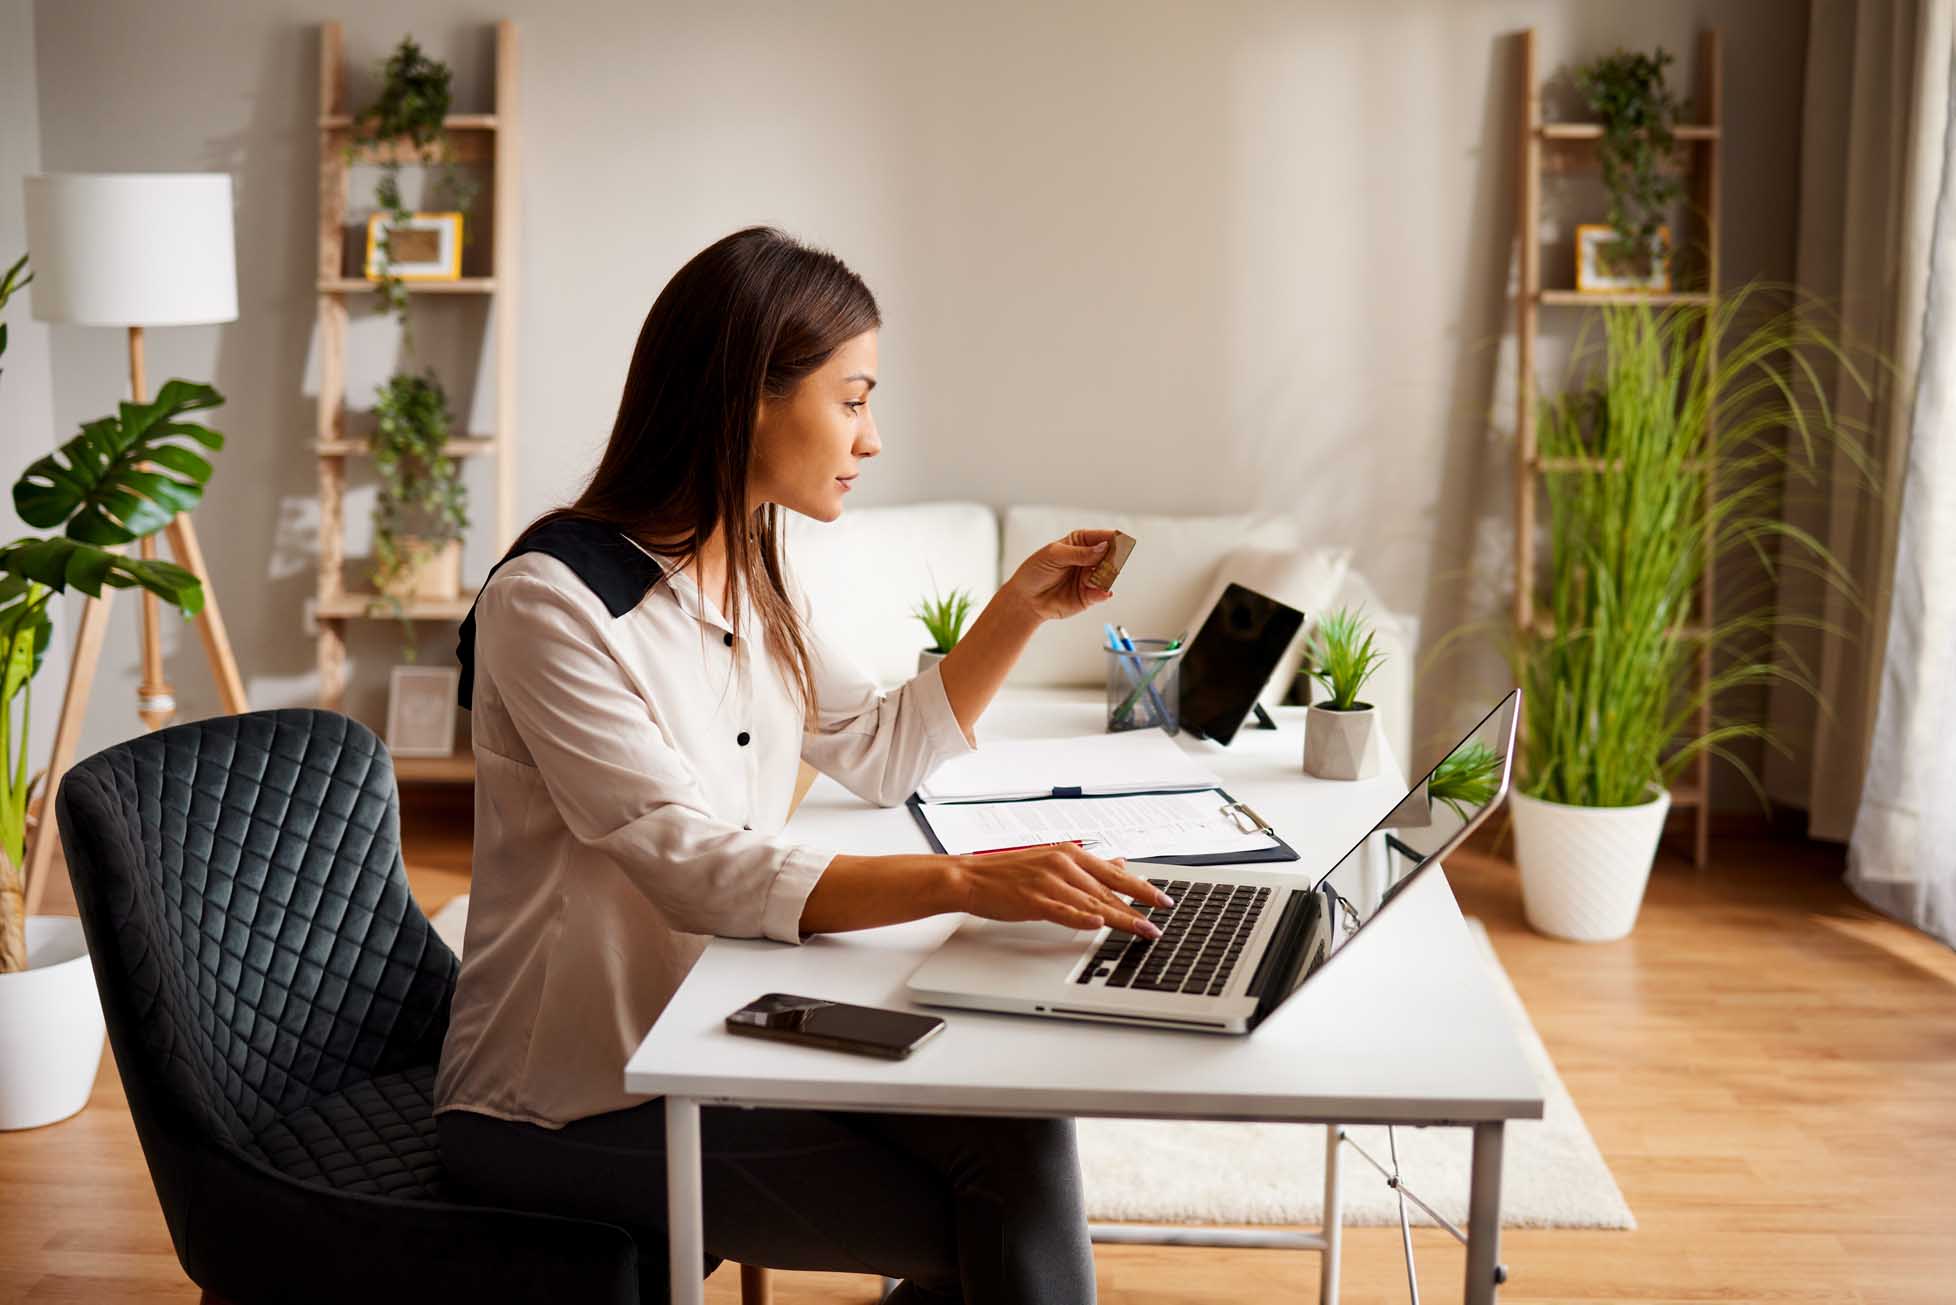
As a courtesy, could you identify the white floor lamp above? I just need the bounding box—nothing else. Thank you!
[18,173,251,913]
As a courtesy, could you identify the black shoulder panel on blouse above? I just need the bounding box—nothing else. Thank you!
[454,517,667,709]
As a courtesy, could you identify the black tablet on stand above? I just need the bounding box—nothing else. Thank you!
[1176,582,1306,745]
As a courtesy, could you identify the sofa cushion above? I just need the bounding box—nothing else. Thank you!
[1001,506,1300,686]
[784,501,999,687]
[1186,545,1353,711]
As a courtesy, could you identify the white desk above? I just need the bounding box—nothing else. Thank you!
[625,692,1543,1303]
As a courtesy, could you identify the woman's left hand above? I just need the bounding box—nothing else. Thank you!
[1003,529,1121,622]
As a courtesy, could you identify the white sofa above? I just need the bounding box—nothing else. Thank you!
[783,502,1418,768]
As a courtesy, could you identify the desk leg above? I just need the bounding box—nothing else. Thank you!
[1320,1125,1343,1305]
[667,1097,705,1305]
[1464,1121,1505,1305]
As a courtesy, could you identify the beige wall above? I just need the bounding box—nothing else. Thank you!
[24,0,1807,793]
[1,0,65,775]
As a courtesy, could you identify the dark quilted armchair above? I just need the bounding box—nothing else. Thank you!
[54,709,688,1304]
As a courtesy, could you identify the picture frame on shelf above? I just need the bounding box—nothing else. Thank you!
[364,211,463,281]
[1575,223,1671,294]
[386,665,460,758]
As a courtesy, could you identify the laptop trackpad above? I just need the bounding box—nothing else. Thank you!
[965,918,1096,957]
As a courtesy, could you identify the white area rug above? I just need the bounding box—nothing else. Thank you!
[1076,920,1634,1229]
[426,898,1632,1230]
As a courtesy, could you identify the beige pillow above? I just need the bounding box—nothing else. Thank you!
[1183,545,1353,710]
[1001,507,1301,686]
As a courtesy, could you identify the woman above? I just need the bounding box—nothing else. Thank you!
[434,226,1171,1303]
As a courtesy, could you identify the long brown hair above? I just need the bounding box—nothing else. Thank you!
[512,226,880,721]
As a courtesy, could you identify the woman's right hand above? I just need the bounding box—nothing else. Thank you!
[950,844,1172,939]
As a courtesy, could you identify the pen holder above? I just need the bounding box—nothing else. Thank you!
[1105,638,1182,734]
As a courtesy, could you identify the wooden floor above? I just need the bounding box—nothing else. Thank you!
[7,799,1954,1304]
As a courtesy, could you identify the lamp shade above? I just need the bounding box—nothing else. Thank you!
[22,173,238,326]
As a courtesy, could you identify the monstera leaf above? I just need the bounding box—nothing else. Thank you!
[14,379,225,545]
[0,537,204,614]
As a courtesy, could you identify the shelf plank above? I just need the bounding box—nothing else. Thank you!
[1535,455,1710,473]
[318,593,475,621]
[319,277,497,295]
[1539,122,1719,141]
[316,437,499,458]
[1537,289,1714,307]
[320,113,497,130]
[394,751,476,784]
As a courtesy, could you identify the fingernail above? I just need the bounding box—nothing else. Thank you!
[1141,921,1163,939]
[1158,894,1176,908]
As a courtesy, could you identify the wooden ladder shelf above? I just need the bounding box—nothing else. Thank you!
[313,20,520,784]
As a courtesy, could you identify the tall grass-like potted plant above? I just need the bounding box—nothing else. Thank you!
[912,585,973,674]
[1510,287,1870,941]
[0,255,220,1126]
[1303,607,1387,780]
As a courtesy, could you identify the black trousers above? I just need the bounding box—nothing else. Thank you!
[437,1102,1096,1304]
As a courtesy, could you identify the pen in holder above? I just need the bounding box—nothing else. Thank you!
[1104,636,1182,734]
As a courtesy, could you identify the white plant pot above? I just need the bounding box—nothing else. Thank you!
[1510,785,1671,942]
[0,916,107,1129]
[1303,703,1380,780]
[917,648,946,674]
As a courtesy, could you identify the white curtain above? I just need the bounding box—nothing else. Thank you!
[1847,6,1956,946]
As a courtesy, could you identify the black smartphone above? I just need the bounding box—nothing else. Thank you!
[725,993,946,1060]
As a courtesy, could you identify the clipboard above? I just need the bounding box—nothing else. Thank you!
[904,786,1301,867]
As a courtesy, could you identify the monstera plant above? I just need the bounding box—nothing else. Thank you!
[0,262,219,973]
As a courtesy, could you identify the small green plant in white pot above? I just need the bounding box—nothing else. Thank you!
[0,254,219,1127]
[1509,288,1870,942]
[1302,607,1386,780]
[911,585,973,675]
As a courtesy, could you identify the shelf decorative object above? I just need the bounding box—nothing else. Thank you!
[1572,46,1685,288]
[316,20,519,784]
[369,368,469,650]
[349,36,479,333]
[1513,27,1720,866]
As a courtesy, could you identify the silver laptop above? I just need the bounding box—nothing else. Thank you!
[906,690,1519,1034]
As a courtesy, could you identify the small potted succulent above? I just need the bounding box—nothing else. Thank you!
[911,585,973,674]
[1302,606,1386,781]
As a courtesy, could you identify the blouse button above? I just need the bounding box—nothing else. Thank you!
[737,731,751,747]
[723,632,734,647]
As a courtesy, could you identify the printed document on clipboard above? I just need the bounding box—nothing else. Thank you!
[905,729,1299,867]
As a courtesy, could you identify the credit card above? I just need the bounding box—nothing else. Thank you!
[1087,531,1136,590]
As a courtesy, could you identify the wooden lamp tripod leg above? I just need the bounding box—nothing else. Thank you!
[20,588,116,917]
[162,512,249,715]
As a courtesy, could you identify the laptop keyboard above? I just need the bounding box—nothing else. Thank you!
[1076,879,1271,997]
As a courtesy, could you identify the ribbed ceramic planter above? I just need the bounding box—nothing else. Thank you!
[1510,784,1671,942]
[0,916,107,1130]
[1303,703,1380,780]
[917,649,946,674]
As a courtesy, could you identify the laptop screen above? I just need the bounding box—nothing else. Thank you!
[1248,690,1519,1029]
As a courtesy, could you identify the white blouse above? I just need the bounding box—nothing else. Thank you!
[434,520,976,1127]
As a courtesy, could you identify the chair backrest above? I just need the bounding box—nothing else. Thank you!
[57,709,458,1150]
